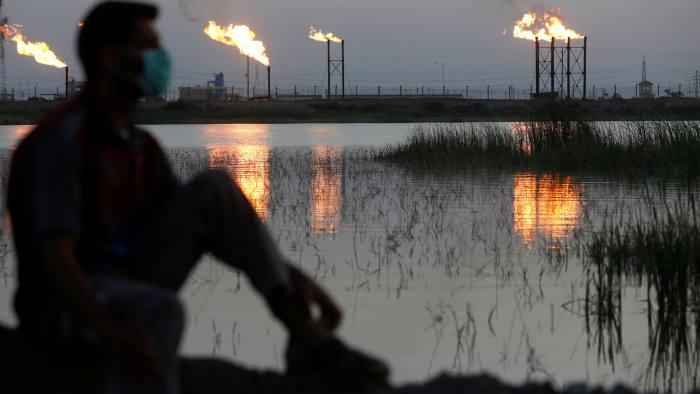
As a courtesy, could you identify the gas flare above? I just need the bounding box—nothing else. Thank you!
[308,26,342,43]
[0,24,67,68]
[0,23,11,39]
[204,20,269,66]
[512,9,583,42]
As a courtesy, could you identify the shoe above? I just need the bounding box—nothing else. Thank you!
[286,336,391,385]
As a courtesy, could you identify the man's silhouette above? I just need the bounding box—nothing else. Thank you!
[7,2,388,392]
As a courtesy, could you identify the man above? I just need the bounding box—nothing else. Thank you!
[7,2,388,393]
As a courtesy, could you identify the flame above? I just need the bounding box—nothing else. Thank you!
[0,23,12,39]
[513,9,583,42]
[78,21,84,29]
[513,173,581,248]
[1,23,67,68]
[308,26,342,43]
[12,34,67,68]
[204,20,269,66]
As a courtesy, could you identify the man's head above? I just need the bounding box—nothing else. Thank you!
[79,1,170,98]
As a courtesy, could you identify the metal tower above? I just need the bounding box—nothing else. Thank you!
[0,0,8,99]
[327,40,345,99]
[535,36,587,100]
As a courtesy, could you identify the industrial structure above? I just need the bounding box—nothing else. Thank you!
[534,36,587,100]
[244,57,271,100]
[209,72,225,101]
[0,0,11,100]
[66,75,84,97]
[327,39,345,99]
[179,72,228,101]
[637,57,654,99]
[179,69,270,102]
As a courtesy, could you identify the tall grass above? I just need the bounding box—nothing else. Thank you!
[377,120,700,176]
[584,198,700,392]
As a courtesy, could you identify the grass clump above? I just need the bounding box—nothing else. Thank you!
[376,123,520,165]
[584,199,700,392]
[377,120,700,176]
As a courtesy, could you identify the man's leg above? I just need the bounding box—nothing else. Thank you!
[138,169,290,296]
[92,278,184,394]
[137,170,389,383]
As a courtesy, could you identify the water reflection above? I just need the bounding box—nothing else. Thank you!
[311,146,342,236]
[202,124,271,148]
[513,173,582,247]
[582,205,700,393]
[208,146,270,220]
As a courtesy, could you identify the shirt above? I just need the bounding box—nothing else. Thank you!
[7,96,178,331]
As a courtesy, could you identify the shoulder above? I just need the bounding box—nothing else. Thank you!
[133,127,167,155]
[15,98,86,157]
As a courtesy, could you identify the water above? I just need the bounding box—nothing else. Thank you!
[0,123,696,392]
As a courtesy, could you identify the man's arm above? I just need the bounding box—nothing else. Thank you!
[43,237,113,335]
[43,236,159,378]
[265,264,342,347]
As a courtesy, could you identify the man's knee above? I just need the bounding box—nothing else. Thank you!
[148,290,185,332]
[190,169,250,207]
[193,169,233,191]
[140,289,185,357]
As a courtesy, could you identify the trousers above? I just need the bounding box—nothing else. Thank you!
[40,170,291,394]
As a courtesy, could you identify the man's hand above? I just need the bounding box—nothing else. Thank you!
[43,237,160,380]
[105,320,161,382]
[288,265,342,332]
[266,264,342,347]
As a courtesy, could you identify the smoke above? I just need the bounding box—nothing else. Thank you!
[499,0,549,29]
[178,0,233,23]
[500,0,548,15]
[178,0,202,22]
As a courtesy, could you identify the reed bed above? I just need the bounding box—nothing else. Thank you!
[583,198,700,392]
[377,120,700,176]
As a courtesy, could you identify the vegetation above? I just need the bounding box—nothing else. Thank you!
[377,120,700,176]
[583,198,700,392]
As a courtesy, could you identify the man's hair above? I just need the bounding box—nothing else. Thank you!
[78,1,159,78]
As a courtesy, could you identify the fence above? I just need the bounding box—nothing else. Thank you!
[2,83,699,102]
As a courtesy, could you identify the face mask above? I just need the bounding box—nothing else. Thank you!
[137,48,172,97]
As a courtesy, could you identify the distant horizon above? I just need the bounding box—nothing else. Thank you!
[1,0,699,98]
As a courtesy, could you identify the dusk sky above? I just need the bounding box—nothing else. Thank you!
[2,0,699,96]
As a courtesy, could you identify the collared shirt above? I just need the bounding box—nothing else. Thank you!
[7,95,178,330]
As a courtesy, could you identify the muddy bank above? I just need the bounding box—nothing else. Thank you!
[0,98,698,125]
[0,325,688,394]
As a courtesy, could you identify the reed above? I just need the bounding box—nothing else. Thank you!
[377,120,700,176]
[584,197,700,392]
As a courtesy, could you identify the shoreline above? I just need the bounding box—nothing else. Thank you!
[1,97,699,125]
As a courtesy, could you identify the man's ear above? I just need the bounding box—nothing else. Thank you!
[97,47,121,75]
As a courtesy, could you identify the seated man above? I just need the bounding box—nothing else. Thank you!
[7,2,388,393]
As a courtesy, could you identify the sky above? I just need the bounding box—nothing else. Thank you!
[2,0,699,97]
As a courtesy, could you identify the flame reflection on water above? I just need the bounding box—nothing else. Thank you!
[208,145,270,220]
[311,146,342,236]
[202,124,271,147]
[513,172,582,248]
[205,141,343,235]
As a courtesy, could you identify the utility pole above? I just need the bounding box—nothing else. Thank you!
[695,70,699,98]
[441,62,445,88]
[327,40,330,99]
[0,0,8,100]
[435,62,445,90]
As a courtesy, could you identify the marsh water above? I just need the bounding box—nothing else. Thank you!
[0,123,697,392]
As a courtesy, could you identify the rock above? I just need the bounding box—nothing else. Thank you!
[0,324,692,394]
